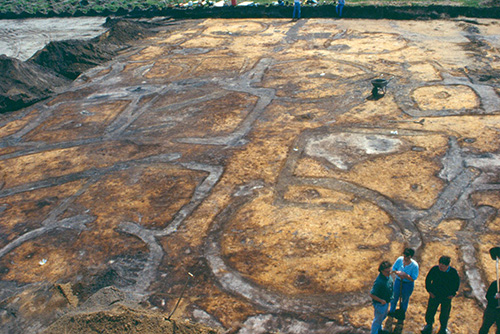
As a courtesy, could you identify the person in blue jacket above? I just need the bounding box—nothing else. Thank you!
[389,248,419,318]
[369,260,394,334]
[421,256,460,334]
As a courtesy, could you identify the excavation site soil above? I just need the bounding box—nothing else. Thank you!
[0,13,499,334]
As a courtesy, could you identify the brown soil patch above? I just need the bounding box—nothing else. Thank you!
[43,304,218,334]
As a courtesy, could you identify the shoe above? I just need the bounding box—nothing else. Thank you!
[438,328,450,334]
[421,324,432,334]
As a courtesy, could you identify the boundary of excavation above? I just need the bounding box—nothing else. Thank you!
[0,5,499,20]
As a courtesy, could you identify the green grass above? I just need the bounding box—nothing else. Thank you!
[0,0,490,14]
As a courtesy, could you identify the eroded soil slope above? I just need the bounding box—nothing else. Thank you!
[0,18,152,113]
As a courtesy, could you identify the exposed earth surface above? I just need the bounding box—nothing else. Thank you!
[0,17,107,61]
[0,15,500,334]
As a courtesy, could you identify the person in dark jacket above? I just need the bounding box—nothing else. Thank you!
[369,260,394,334]
[421,256,460,334]
[479,280,500,334]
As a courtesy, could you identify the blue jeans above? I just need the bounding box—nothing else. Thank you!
[336,3,344,16]
[390,279,414,313]
[372,302,389,334]
[293,2,300,18]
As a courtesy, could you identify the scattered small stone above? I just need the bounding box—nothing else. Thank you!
[411,146,425,152]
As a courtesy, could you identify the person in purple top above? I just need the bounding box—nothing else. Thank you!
[389,248,419,318]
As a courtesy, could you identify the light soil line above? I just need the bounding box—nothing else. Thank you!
[177,58,276,146]
[204,192,373,314]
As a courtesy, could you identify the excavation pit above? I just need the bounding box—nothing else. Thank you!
[0,17,499,334]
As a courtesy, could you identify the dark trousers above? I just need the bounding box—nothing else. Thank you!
[425,296,452,329]
[479,307,500,334]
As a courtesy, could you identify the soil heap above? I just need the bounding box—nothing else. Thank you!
[0,18,152,113]
[42,286,218,334]
[0,55,70,113]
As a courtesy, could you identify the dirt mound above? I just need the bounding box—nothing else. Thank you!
[0,55,70,112]
[30,18,153,80]
[42,304,219,334]
[101,17,154,45]
[28,38,117,81]
[0,18,153,113]
[41,286,219,334]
